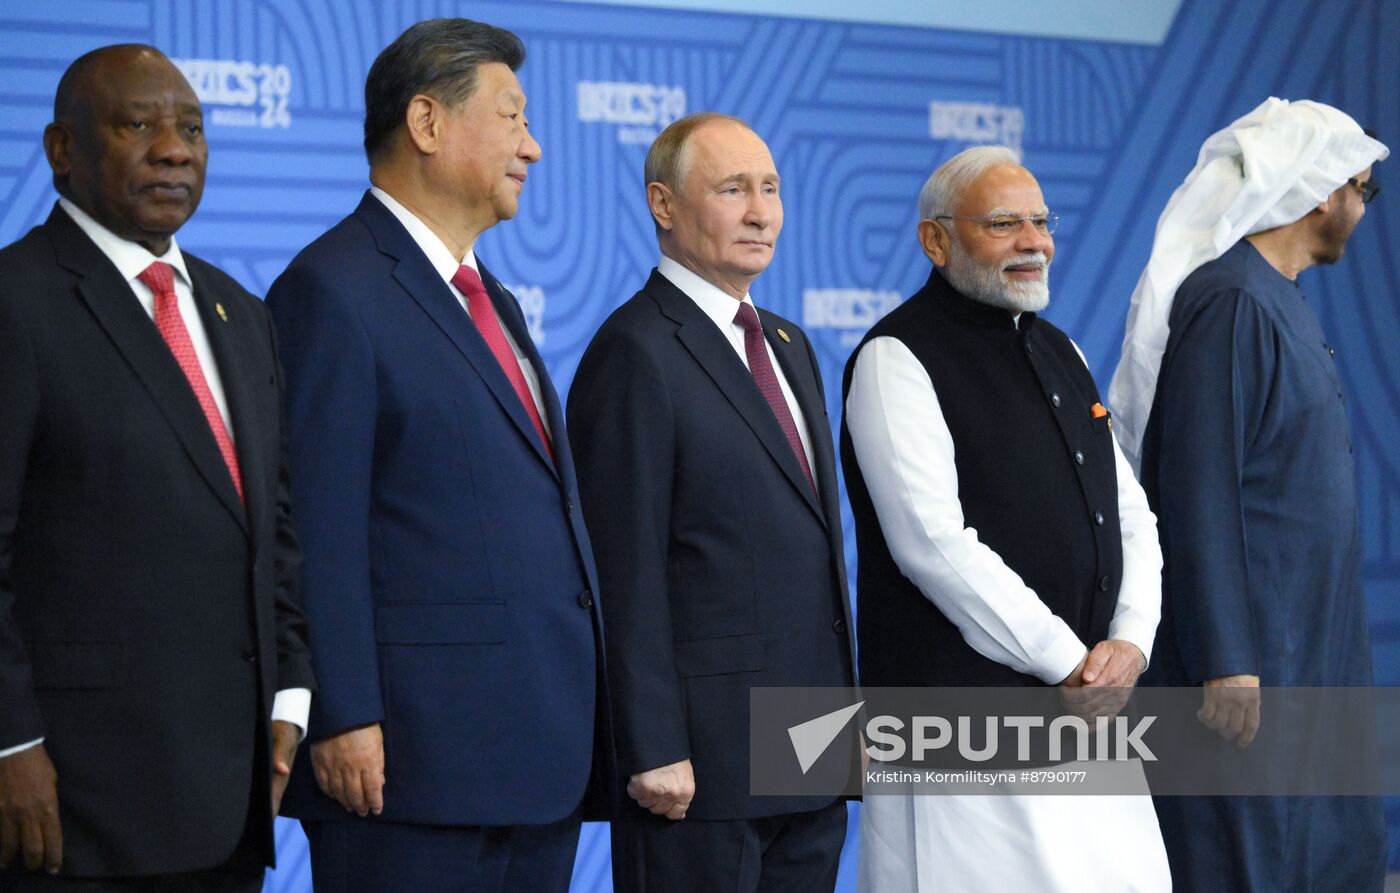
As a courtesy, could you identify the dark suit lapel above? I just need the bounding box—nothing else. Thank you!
[477,261,567,482]
[764,319,837,529]
[188,263,266,537]
[355,195,557,477]
[48,209,247,532]
[646,271,824,524]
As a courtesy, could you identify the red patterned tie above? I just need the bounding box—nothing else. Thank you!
[734,302,816,495]
[451,265,554,462]
[138,261,244,503]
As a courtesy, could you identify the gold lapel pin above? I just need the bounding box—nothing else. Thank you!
[215,303,228,322]
[776,328,791,343]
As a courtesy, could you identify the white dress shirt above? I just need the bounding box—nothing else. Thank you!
[844,335,1162,686]
[0,201,311,760]
[369,187,551,437]
[656,254,815,471]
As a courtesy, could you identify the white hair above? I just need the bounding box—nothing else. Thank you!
[918,145,1022,220]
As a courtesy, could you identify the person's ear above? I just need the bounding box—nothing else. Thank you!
[648,182,676,232]
[403,94,443,155]
[43,122,73,181]
[919,218,951,267]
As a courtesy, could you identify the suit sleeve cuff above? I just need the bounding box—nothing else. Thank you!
[0,737,44,759]
[272,688,312,740]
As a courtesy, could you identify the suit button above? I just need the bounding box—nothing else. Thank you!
[577,590,594,609]
[1099,576,1110,592]
[1074,450,1084,465]
[1094,511,1104,526]
[833,618,847,634]
[242,648,258,663]
[1051,393,1061,407]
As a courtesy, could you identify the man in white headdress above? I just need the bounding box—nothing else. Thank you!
[1109,98,1388,892]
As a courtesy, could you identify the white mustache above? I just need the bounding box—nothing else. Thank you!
[1002,252,1049,271]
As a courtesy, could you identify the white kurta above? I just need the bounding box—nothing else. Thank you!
[845,335,1170,893]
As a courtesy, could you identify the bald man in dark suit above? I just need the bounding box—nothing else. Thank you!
[0,44,313,891]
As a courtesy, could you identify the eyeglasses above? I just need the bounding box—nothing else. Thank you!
[1347,177,1379,204]
[933,211,1059,237]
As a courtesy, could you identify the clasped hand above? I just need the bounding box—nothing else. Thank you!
[1058,639,1146,721]
[1198,674,1260,747]
[627,758,694,821]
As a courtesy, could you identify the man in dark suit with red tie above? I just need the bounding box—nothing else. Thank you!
[0,44,315,890]
[265,19,609,892]
[568,113,857,893]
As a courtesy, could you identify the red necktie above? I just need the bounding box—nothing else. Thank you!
[138,261,244,503]
[451,265,554,462]
[734,302,816,495]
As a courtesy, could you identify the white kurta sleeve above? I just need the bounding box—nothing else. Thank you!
[845,336,1087,685]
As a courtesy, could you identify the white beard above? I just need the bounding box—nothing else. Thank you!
[943,241,1051,313]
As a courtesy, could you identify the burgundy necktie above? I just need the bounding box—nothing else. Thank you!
[734,302,816,495]
[138,261,244,503]
[451,264,554,461]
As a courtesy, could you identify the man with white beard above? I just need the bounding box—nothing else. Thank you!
[839,146,1169,891]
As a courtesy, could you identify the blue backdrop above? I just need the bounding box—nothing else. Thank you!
[1,0,1396,889]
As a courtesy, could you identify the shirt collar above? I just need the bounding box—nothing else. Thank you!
[58,197,191,288]
[369,186,477,283]
[657,254,756,329]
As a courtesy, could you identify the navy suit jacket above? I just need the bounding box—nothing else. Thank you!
[0,206,314,877]
[568,270,857,821]
[267,192,610,826]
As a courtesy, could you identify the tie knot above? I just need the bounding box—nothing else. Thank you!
[138,261,175,296]
[734,301,763,334]
[451,264,488,300]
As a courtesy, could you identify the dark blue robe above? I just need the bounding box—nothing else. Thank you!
[1139,239,1385,892]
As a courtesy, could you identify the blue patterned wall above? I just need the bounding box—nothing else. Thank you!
[1,0,1396,888]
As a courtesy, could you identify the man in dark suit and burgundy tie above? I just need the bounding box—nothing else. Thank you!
[265,18,609,892]
[0,44,315,890]
[568,112,857,893]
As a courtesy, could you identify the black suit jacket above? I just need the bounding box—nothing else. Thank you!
[568,269,856,821]
[0,205,315,878]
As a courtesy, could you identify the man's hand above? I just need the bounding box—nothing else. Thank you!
[270,720,301,817]
[1057,651,1090,687]
[627,759,694,821]
[311,723,385,817]
[1199,674,1261,747]
[0,744,62,874]
[1059,641,1144,721]
[1082,639,1146,688]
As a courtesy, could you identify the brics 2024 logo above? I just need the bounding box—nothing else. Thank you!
[803,289,903,347]
[173,58,292,129]
[929,101,1024,156]
[576,81,686,145]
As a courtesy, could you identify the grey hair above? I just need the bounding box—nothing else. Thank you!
[645,112,751,191]
[918,145,1022,220]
